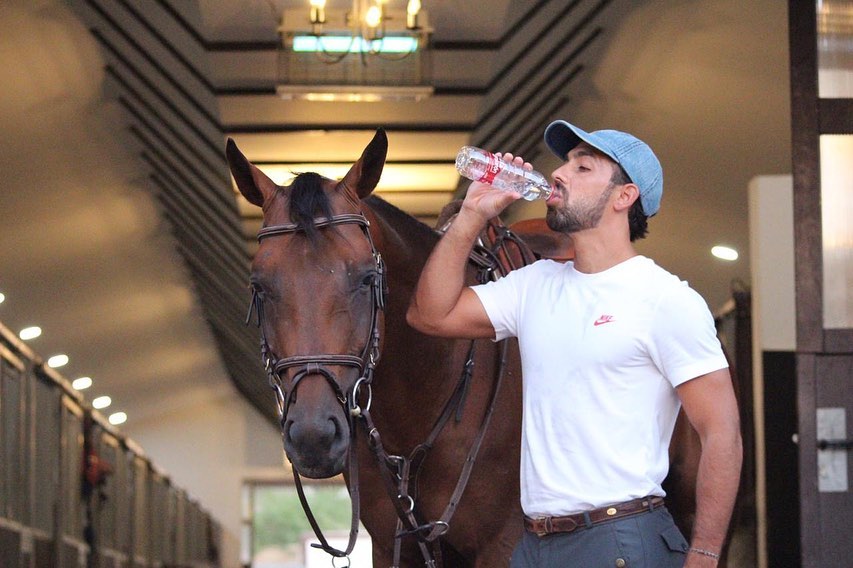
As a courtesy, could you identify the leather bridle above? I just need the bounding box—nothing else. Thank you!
[246,213,386,424]
[245,212,386,561]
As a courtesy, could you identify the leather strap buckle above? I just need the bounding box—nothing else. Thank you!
[535,517,550,537]
[533,515,578,537]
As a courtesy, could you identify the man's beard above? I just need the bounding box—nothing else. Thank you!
[546,182,616,234]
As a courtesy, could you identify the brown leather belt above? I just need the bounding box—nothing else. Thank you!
[524,496,665,537]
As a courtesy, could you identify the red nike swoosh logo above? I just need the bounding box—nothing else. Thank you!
[594,315,615,326]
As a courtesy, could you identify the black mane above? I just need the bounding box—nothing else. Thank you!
[287,172,333,242]
[283,173,439,246]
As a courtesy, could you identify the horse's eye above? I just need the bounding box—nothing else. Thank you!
[360,272,375,289]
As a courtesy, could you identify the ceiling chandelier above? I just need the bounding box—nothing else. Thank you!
[276,0,434,102]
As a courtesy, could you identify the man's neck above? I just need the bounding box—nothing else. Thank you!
[569,228,638,274]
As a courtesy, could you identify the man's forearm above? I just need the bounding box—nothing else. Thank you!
[687,429,743,565]
[407,208,485,332]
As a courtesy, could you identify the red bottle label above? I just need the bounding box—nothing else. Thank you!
[476,152,503,185]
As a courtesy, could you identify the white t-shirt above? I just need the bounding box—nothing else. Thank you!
[472,255,728,517]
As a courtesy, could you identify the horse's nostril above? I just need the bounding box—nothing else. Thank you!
[329,416,343,440]
[325,416,341,442]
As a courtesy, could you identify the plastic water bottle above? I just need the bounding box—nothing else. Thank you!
[455,146,553,201]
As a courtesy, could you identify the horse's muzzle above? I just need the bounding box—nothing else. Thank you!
[283,401,350,479]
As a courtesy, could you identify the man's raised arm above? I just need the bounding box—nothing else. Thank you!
[406,175,521,339]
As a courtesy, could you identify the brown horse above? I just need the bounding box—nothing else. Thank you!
[226,129,710,567]
[227,129,524,566]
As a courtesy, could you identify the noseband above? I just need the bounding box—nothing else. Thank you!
[246,213,387,425]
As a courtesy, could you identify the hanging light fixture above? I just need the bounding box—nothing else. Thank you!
[277,0,434,102]
[309,0,327,29]
[406,0,421,29]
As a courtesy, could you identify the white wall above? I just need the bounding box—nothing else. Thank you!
[748,175,796,352]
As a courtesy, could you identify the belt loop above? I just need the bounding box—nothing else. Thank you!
[582,511,593,529]
[647,496,660,511]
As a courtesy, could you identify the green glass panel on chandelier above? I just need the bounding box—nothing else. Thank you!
[293,34,419,54]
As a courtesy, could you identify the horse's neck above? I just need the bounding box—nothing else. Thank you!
[364,199,461,380]
[363,197,438,285]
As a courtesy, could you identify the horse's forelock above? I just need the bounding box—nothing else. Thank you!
[286,172,334,241]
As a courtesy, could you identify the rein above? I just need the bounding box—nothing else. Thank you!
[246,209,532,567]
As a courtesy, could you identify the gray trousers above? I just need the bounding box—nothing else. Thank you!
[510,507,689,568]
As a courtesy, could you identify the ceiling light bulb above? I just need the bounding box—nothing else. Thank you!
[108,412,127,425]
[0,292,5,304]
[309,0,326,25]
[47,354,69,368]
[365,5,382,28]
[92,395,112,409]
[711,245,739,261]
[19,326,42,340]
[72,377,93,390]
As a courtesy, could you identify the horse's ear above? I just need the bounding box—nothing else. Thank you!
[225,138,277,207]
[340,128,388,199]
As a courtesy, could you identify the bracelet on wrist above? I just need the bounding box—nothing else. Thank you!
[688,547,721,560]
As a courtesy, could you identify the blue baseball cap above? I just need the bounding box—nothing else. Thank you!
[543,120,663,216]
